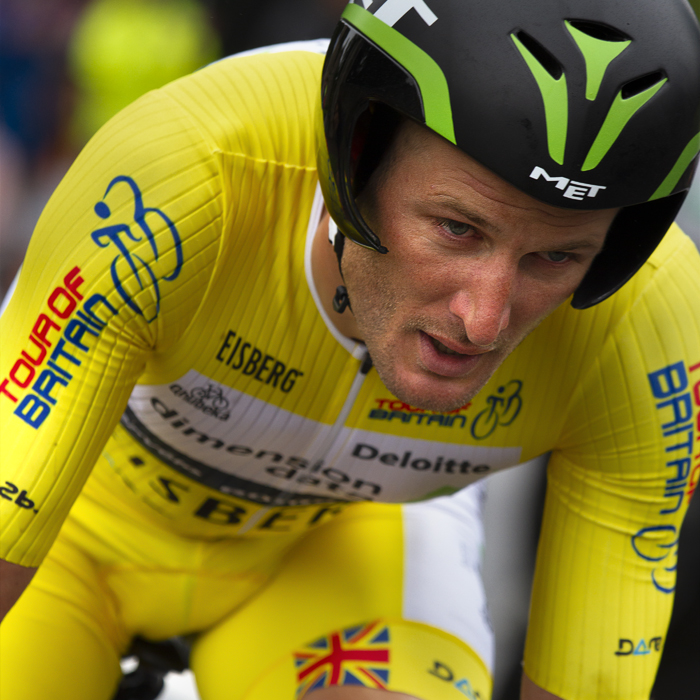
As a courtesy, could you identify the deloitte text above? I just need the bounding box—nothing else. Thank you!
[352,443,490,475]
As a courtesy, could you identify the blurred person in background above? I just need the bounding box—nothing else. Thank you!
[0,0,220,299]
[0,0,88,295]
[68,0,220,146]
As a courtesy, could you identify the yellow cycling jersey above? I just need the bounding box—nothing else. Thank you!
[1,47,699,700]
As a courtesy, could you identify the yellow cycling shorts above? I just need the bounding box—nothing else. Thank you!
[1,443,493,700]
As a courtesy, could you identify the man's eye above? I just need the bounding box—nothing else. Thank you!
[440,219,472,236]
[540,251,570,263]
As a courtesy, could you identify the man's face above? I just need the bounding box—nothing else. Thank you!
[341,121,618,412]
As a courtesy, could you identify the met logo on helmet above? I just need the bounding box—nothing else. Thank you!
[362,0,438,28]
[529,166,606,201]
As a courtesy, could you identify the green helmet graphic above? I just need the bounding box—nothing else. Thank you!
[318,0,700,308]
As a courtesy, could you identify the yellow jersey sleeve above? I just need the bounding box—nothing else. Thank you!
[523,225,700,700]
[0,50,325,567]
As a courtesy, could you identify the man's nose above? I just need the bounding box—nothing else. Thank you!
[448,263,513,347]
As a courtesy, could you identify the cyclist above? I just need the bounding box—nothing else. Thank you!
[1,1,699,699]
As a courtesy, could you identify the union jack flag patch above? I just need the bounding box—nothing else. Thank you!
[294,620,391,697]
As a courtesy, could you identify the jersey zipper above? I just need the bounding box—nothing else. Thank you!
[314,349,373,463]
[236,351,372,532]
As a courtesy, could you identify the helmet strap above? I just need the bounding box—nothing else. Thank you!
[329,217,352,314]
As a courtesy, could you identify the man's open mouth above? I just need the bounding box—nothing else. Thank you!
[429,336,463,356]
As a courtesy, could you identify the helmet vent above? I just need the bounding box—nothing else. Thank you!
[567,20,631,43]
[514,31,563,79]
[621,70,667,99]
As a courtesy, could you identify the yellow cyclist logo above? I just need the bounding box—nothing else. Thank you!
[631,524,678,594]
[91,175,183,322]
[470,380,523,440]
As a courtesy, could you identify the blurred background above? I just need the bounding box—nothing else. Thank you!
[0,1,698,699]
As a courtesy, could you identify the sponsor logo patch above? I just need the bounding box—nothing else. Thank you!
[3,267,119,430]
[170,383,230,421]
[368,398,471,429]
[368,380,523,440]
[428,660,483,698]
[91,175,183,322]
[529,166,607,201]
[631,360,699,593]
[216,329,304,393]
[615,637,662,656]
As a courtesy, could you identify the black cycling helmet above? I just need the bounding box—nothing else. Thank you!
[317,0,700,308]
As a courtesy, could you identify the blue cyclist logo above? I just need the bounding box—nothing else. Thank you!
[470,380,523,440]
[91,175,183,322]
[631,524,678,594]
